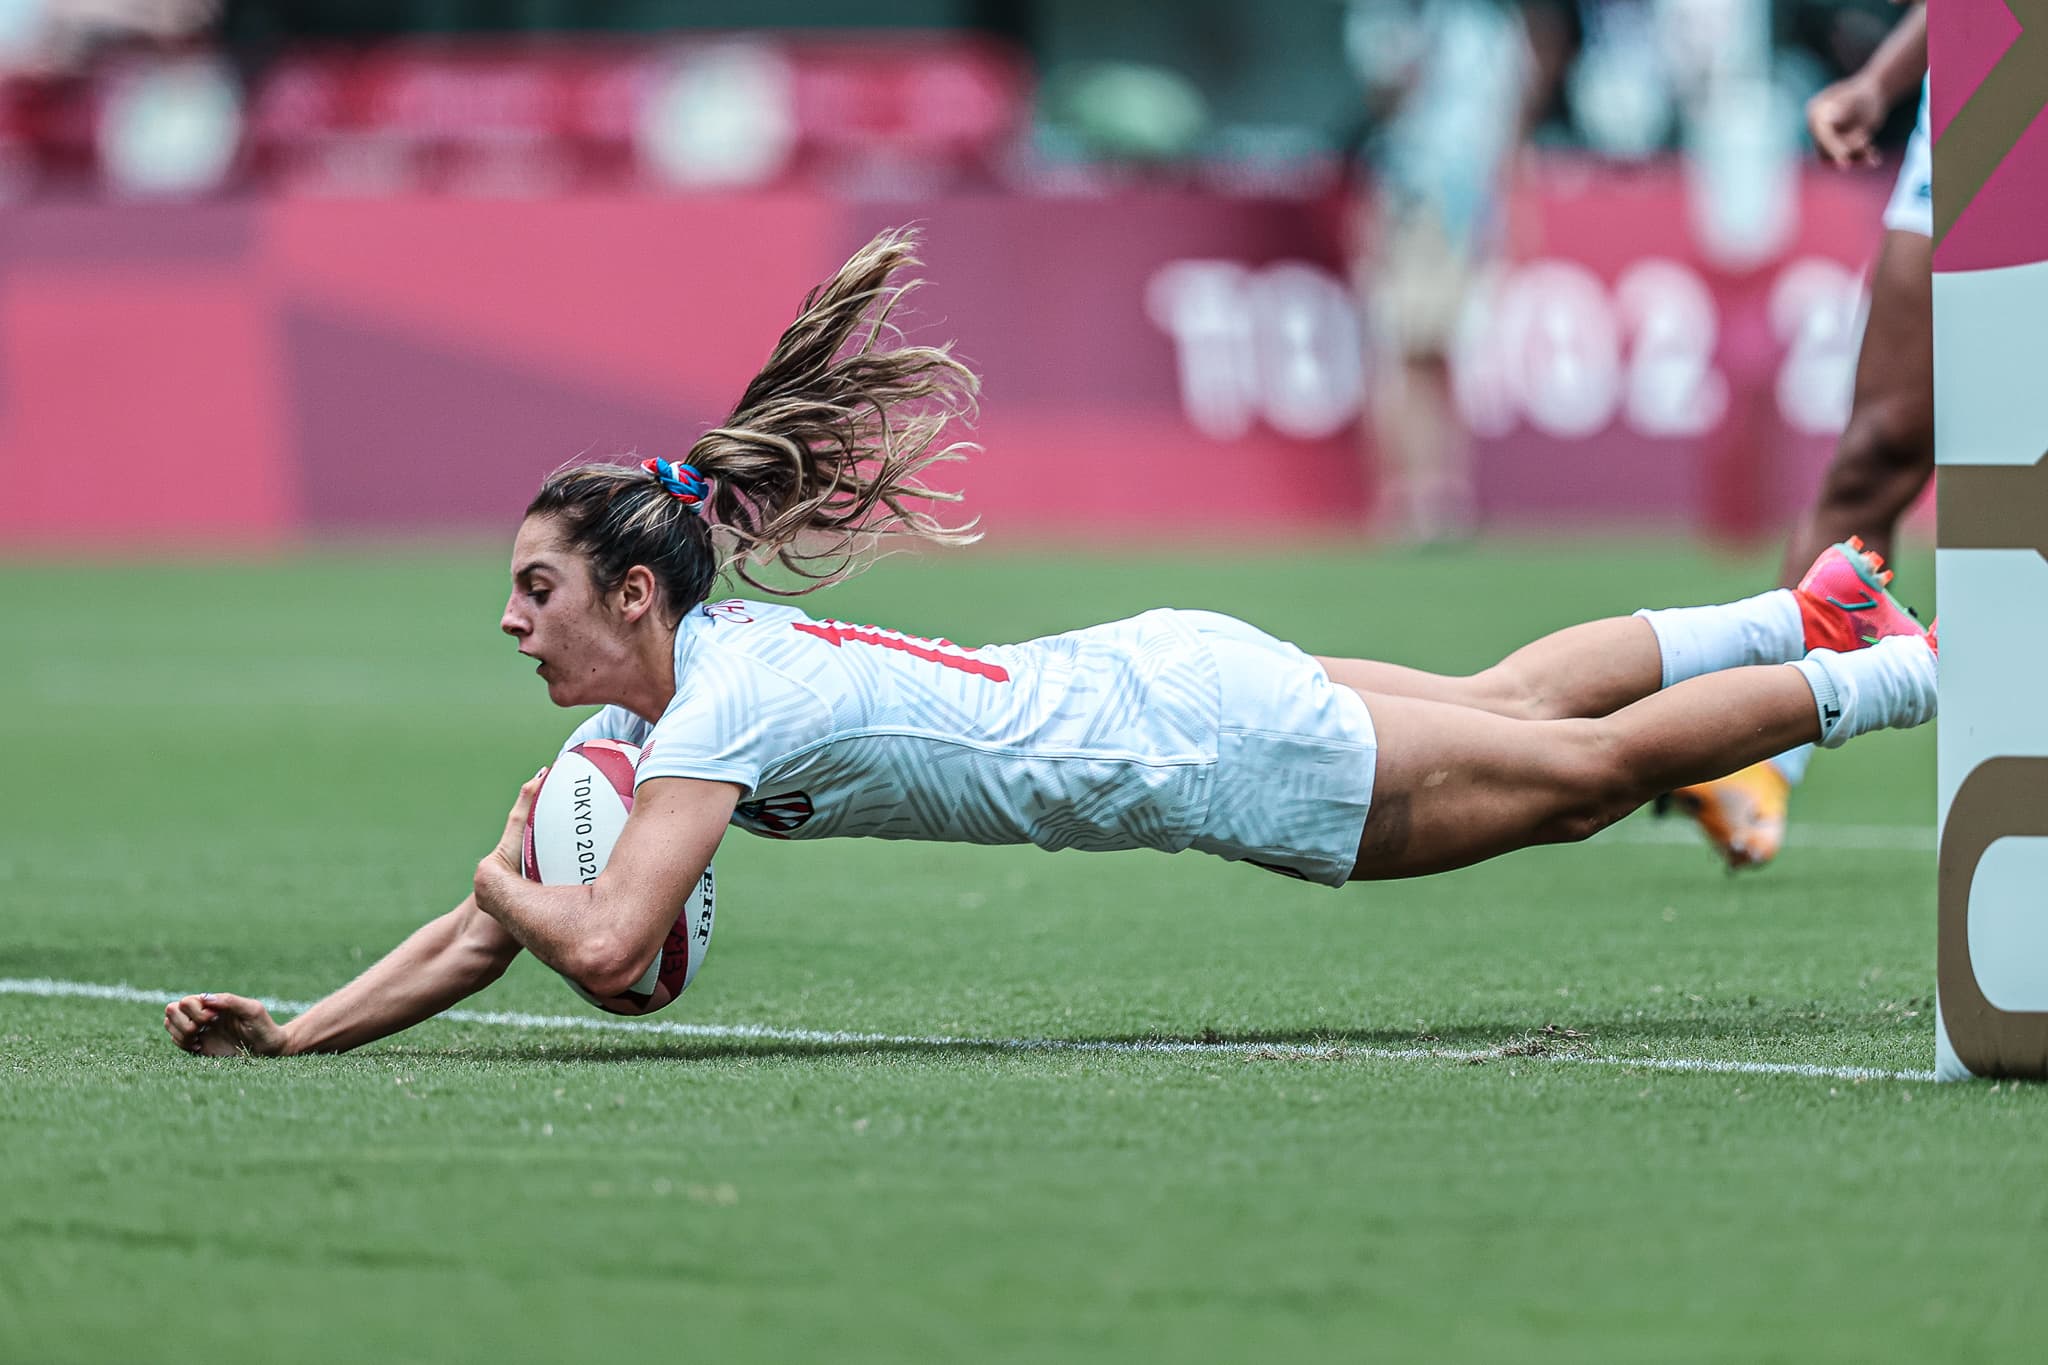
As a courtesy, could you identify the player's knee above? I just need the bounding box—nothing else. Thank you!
[1542,800,1631,846]
[1537,725,1639,843]
[1465,665,1558,721]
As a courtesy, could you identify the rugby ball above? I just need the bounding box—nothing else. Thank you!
[521,739,715,1016]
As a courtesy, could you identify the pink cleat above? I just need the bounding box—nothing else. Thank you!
[1794,538,1925,654]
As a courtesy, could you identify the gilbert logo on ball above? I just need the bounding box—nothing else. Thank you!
[521,740,716,1017]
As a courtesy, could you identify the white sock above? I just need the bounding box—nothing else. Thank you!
[1770,743,1815,785]
[1788,635,1938,749]
[1635,589,1805,690]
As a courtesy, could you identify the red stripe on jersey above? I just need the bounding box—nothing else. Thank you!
[791,620,1010,682]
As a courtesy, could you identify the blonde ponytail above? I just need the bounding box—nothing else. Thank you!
[528,227,980,617]
[687,226,982,593]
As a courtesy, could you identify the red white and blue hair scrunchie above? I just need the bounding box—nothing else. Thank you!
[641,456,707,514]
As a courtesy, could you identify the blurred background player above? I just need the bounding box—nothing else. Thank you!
[1342,0,1549,544]
[1666,0,1931,869]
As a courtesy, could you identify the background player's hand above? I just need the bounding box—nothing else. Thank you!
[486,768,547,877]
[164,992,287,1056]
[1806,75,1888,167]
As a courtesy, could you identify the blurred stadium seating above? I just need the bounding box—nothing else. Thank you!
[0,0,1929,548]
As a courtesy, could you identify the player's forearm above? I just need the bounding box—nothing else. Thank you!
[472,858,648,996]
[280,900,514,1055]
[1855,4,1928,108]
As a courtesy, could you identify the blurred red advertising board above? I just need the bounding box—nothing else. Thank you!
[0,165,1895,549]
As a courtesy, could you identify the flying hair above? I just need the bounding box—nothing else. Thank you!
[692,226,982,590]
[526,226,982,619]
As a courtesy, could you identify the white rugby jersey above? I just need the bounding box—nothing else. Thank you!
[560,598,1223,855]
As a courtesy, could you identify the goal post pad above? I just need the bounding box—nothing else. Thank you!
[1931,0,2048,1079]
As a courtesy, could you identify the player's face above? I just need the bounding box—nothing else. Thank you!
[501,516,634,708]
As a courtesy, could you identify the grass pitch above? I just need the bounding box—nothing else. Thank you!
[4,537,2039,1363]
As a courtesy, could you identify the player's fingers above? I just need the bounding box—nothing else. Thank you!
[1816,120,1865,163]
[164,1005,212,1051]
[193,1027,247,1058]
[201,993,287,1053]
[169,1020,207,1050]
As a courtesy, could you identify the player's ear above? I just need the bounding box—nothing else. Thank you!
[617,565,660,624]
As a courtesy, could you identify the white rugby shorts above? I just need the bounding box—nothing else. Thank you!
[1882,76,1932,238]
[1176,611,1378,887]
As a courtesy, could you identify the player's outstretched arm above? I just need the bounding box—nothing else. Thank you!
[162,895,523,1056]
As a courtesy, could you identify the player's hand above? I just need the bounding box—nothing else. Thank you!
[1806,75,1888,167]
[164,992,287,1057]
[486,767,547,878]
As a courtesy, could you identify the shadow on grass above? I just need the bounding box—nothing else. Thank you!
[0,1213,730,1281]
[381,1007,1923,1067]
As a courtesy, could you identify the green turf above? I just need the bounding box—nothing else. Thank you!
[8,537,2035,1365]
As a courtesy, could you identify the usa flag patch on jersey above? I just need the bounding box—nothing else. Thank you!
[733,790,816,837]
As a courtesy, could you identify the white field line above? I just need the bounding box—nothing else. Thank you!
[0,977,1937,1084]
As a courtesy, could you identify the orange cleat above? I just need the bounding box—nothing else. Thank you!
[1662,758,1792,870]
[1794,538,1925,654]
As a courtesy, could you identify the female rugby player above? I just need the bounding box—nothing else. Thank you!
[165,229,1936,1055]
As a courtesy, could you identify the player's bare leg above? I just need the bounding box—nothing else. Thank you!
[1372,352,1476,544]
[1346,632,1937,880]
[1672,228,1933,867]
[1318,618,1662,721]
[1316,539,1919,725]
